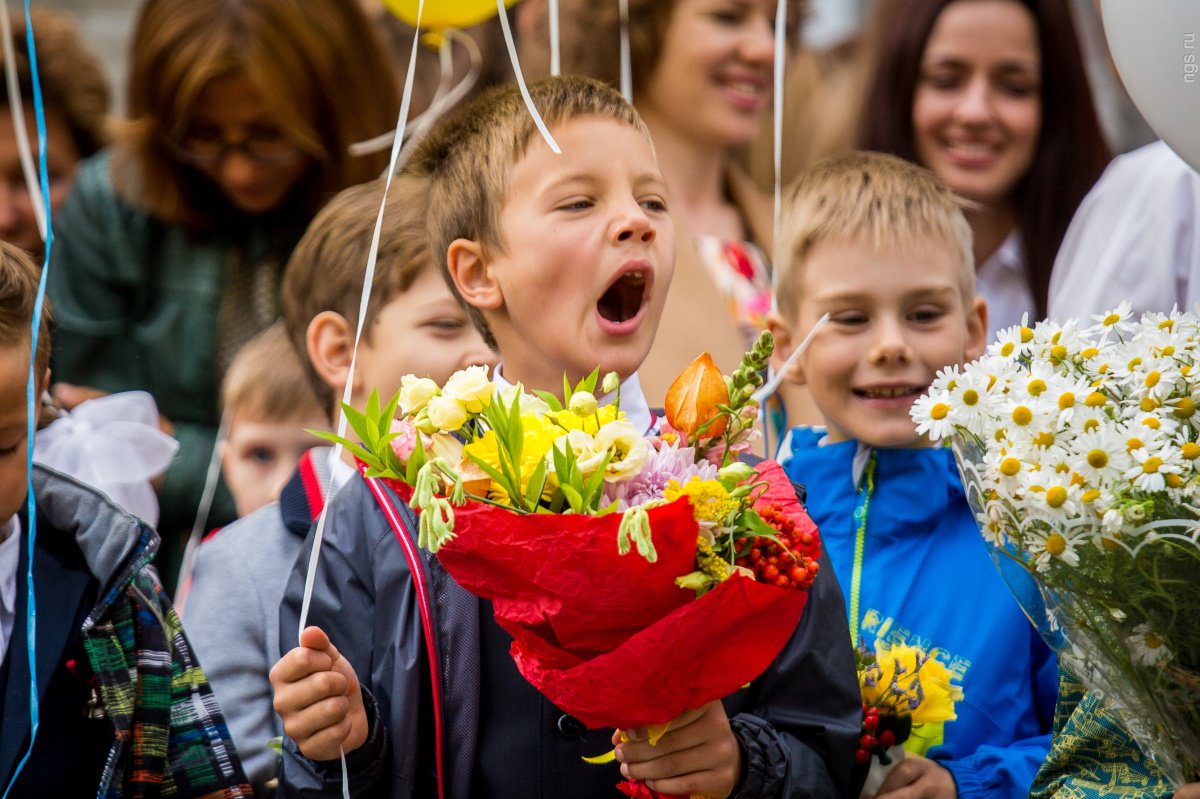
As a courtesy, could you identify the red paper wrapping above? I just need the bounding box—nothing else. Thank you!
[382,459,817,730]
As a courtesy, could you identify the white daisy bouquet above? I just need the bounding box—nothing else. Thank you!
[912,303,1200,787]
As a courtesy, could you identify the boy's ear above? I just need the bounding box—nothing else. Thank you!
[766,311,806,386]
[306,311,356,395]
[447,239,503,312]
[964,295,989,362]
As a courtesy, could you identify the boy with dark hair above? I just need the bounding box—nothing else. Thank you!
[185,175,492,793]
[270,76,860,798]
[0,240,250,797]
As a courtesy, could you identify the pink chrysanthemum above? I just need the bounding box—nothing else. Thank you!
[604,441,718,510]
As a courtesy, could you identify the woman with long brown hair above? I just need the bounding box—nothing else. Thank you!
[858,0,1109,334]
[47,0,400,564]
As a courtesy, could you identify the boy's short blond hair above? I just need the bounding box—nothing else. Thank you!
[222,323,321,427]
[774,151,975,322]
[0,240,50,380]
[406,75,651,350]
[280,176,432,413]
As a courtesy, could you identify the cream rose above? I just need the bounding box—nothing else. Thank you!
[399,375,440,415]
[553,429,606,479]
[426,394,469,432]
[594,420,648,482]
[442,365,494,413]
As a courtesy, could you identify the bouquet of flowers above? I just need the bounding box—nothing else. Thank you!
[323,332,823,797]
[852,641,962,797]
[912,304,1200,787]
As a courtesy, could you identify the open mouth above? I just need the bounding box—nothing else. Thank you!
[853,386,925,400]
[597,270,648,324]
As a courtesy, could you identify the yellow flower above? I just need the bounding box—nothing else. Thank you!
[860,642,962,725]
[551,404,622,435]
[664,477,739,525]
[463,414,559,504]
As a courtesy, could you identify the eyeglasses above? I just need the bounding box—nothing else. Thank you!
[165,127,304,167]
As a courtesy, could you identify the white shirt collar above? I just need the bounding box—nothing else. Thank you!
[0,514,22,668]
[979,230,1024,277]
[491,365,655,436]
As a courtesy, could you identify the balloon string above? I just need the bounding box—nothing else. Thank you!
[3,0,52,795]
[348,29,481,161]
[772,0,786,244]
[299,0,425,640]
[496,0,560,154]
[0,6,42,240]
[618,0,631,102]
[548,0,560,76]
[753,313,830,407]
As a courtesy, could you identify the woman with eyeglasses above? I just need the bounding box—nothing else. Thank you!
[46,0,400,574]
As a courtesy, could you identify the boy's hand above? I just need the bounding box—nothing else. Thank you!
[270,626,369,761]
[614,700,741,798]
[873,754,956,799]
[1175,784,1200,799]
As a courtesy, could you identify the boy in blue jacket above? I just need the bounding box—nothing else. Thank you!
[269,77,861,798]
[768,152,1056,799]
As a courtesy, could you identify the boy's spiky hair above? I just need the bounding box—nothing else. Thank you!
[280,176,433,414]
[774,150,975,322]
[0,240,51,381]
[406,75,651,350]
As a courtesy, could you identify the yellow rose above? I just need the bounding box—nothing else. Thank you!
[442,365,494,413]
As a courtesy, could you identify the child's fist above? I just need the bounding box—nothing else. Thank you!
[270,626,369,761]
[614,700,742,798]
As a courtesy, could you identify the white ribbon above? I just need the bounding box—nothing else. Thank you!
[496,0,560,153]
[34,391,178,526]
[773,0,787,243]
[618,0,632,102]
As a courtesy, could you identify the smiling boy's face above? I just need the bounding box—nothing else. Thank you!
[0,344,39,527]
[449,115,676,393]
[784,235,986,448]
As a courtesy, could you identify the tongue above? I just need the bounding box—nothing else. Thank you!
[598,274,644,323]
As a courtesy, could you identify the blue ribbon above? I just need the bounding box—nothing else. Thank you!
[3,2,54,796]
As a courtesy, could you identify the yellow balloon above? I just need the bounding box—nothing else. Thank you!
[382,0,520,31]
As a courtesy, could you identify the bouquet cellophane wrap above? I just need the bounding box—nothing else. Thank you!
[953,433,1200,787]
[383,459,815,730]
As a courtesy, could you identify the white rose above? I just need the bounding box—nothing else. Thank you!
[426,394,469,432]
[594,420,648,482]
[553,429,606,478]
[399,375,440,415]
[442,365,494,413]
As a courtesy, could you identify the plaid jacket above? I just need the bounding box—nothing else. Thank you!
[24,464,253,798]
[1031,666,1173,799]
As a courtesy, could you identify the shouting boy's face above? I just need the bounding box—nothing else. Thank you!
[0,345,38,526]
[449,115,675,393]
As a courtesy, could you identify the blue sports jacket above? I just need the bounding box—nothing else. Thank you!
[783,427,1057,799]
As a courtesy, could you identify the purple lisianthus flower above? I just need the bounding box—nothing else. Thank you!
[604,441,719,510]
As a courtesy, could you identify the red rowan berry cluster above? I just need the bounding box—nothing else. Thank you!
[854,704,900,764]
[735,503,820,590]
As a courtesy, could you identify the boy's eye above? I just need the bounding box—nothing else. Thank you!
[0,443,19,457]
[910,307,946,324]
[558,199,594,211]
[830,311,867,326]
[423,318,467,335]
[245,447,276,465]
[640,197,668,213]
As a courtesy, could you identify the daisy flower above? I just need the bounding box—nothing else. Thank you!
[1091,301,1134,338]
[1127,622,1172,667]
[1071,427,1130,487]
[1125,446,1183,492]
[912,389,956,441]
[1027,524,1081,572]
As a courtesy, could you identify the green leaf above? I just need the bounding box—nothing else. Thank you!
[466,451,511,490]
[563,374,573,406]
[341,402,378,452]
[534,390,564,412]
[580,453,612,510]
[365,387,381,423]
[404,431,428,484]
[308,428,355,450]
[524,457,548,508]
[560,483,584,514]
[738,508,781,540]
[574,366,600,396]
[380,390,402,435]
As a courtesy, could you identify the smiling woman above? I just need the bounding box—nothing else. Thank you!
[858,0,1110,335]
[45,0,401,582]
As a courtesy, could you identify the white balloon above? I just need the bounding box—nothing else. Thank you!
[1100,0,1200,171]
